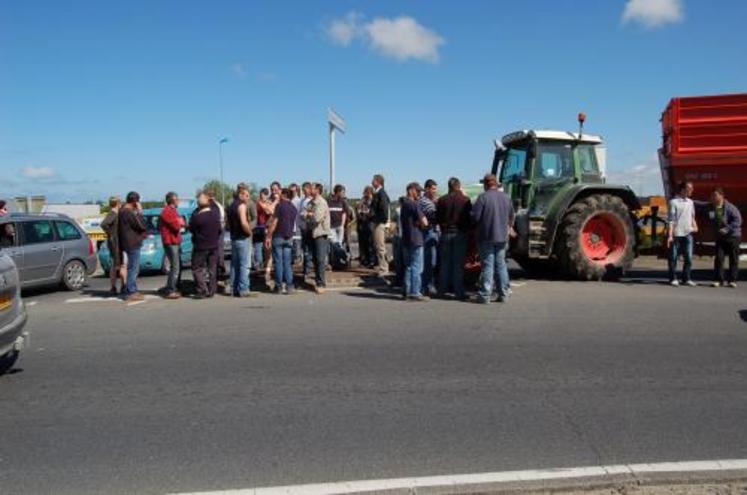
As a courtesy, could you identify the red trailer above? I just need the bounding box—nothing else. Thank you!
[659,92,747,245]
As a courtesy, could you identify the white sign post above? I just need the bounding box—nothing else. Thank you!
[328,108,346,191]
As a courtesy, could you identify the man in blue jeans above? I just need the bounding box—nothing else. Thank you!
[472,174,515,304]
[117,191,147,302]
[400,182,430,301]
[227,183,258,297]
[419,179,439,296]
[667,181,698,286]
[267,188,299,294]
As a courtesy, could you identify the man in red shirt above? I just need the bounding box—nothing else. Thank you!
[159,191,185,299]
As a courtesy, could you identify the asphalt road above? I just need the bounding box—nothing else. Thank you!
[2,266,747,494]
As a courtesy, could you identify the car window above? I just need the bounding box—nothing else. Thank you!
[144,215,160,233]
[0,222,17,247]
[55,221,82,241]
[21,220,56,245]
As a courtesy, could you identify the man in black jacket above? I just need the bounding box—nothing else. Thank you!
[710,188,742,287]
[118,191,147,301]
[370,174,391,275]
[190,191,223,298]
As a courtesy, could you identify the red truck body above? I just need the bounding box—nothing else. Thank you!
[659,92,747,241]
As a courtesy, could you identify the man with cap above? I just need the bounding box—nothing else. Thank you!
[472,174,515,304]
[400,182,430,301]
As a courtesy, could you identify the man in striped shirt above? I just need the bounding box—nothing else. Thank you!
[419,179,439,296]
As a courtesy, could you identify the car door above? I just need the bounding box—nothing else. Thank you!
[0,221,23,276]
[18,219,64,284]
[54,219,85,267]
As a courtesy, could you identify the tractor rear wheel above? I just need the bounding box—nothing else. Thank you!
[555,194,634,280]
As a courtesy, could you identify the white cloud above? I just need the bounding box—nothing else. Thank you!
[364,16,445,63]
[622,0,684,28]
[229,62,248,79]
[606,153,663,196]
[325,12,445,64]
[326,11,362,46]
[20,166,56,179]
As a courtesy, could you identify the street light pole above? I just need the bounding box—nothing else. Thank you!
[327,109,346,193]
[329,122,335,190]
[218,137,228,206]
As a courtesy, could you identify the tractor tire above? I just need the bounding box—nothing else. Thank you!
[555,194,635,281]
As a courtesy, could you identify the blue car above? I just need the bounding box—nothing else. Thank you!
[99,206,232,274]
[99,207,194,274]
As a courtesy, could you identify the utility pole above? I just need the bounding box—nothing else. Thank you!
[327,109,346,191]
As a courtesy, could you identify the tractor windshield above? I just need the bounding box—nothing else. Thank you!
[534,141,600,180]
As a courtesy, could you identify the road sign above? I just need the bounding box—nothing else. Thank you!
[328,109,346,133]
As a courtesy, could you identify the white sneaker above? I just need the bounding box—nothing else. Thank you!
[670,280,680,287]
[728,282,738,288]
[712,282,722,288]
[685,280,697,287]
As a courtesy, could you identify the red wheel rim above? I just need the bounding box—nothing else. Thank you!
[580,213,626,265]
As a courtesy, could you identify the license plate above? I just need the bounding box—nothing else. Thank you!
[0,294,12,311]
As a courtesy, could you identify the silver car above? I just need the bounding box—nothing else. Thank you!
[0,249,28,375]
[0,213,97,290]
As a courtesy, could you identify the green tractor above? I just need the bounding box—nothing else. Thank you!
[492,117,640,280]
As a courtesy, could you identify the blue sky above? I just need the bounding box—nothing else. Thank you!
[1,0,746,202]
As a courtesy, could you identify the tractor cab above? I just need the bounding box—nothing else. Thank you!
[491,129,607,213]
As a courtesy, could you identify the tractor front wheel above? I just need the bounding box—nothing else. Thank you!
[556,194,635,280]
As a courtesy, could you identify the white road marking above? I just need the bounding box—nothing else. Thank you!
[169,459,747,495]
[26,301,38,307]
[65,297,121,304]
[65,295,159,304]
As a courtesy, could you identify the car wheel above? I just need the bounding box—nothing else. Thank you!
[0,350,19,375]
[62,259,87,291]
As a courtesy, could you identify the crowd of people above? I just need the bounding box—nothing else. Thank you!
[97,173,517,304]
[85,175,747,304]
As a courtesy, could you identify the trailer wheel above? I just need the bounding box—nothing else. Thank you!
[556,194,635,280]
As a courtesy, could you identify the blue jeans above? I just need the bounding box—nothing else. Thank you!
[478,241,508,302]
[421,229,439,294]
[403,244,424,297]
[668,234,693,282]
[125,248,141,295]
[252,240,264,269]
[230,238,251,295]
[438,231,467,298]
[272,237,294,289]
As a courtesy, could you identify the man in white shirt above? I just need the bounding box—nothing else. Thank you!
[667,181,698,286]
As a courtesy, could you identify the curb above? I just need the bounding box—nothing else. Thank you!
[172,459,747,495]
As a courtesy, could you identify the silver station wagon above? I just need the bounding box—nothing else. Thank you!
[0,213,97,291]
[0,249,28,374]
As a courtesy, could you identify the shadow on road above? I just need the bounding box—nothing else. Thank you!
[342,291,403,301]
[738,310,747,323]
